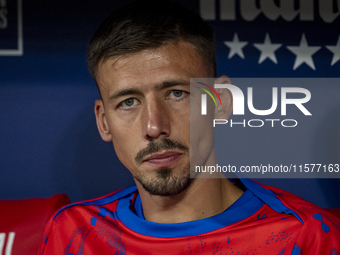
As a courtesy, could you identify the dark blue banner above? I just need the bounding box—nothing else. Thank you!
[0,0,339,208]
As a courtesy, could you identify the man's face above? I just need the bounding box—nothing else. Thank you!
[95,41,213,196]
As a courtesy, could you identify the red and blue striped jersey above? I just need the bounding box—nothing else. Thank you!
[38,179,340,254]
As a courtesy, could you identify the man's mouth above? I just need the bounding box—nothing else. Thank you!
[142,151,183,168]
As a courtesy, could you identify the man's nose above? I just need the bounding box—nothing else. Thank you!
[143,98,171,140]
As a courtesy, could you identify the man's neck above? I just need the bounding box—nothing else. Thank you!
[135,177,244,223]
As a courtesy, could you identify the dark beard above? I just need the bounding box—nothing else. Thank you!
[134,138,191,196]
[135,163,192,197]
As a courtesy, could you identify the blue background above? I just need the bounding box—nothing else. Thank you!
[0,0,339,207]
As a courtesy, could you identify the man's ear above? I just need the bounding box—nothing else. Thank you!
[214,75,233,120]
[94,100,112,142]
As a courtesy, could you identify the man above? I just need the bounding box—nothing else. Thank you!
[39,0,340,254]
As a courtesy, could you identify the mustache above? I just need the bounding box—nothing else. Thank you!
[135,138,189,164]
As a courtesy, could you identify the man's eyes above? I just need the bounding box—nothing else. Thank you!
[172,90,183,98]
[168,90,189,100]
[123,98,135,107]
[118,98,139,110]
[117,90,188,110]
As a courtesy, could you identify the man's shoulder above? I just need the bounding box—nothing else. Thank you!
[258,182,340,240]
[259,182,337,219]
[53,185,137,221]
[38,186,137,255]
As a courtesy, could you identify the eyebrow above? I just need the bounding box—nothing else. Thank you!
[109,87,142,101]
[155,79,189,90]
[109,79,189,101]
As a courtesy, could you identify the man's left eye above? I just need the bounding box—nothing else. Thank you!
[172,90,183,98]
[168,90,188,101]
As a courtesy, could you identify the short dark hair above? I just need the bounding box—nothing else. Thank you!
[87,0,216,82]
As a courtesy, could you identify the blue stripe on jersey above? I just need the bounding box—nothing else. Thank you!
[116,189,264,238]
[53,185,138,219]
[241,178,304,224]
[134,194,144,219]
[134,178,304,224]
[53,178,303,237]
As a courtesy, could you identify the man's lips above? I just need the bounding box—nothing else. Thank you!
[143,151,183,168]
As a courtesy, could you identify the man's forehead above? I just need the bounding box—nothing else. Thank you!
[104,49,172,75]
[97,59,178,95]
[96,41,204,94]
[99,41,202,73]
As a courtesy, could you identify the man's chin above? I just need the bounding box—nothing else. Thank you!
[135,166,193,197]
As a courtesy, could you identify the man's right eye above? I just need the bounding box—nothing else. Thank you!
[118,98,138,110]
[123,98,135,107]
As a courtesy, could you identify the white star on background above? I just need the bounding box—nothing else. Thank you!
[224,33,248,59]
[287,34,321,70]
[253,33,282,64]
[326,36,340,66]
